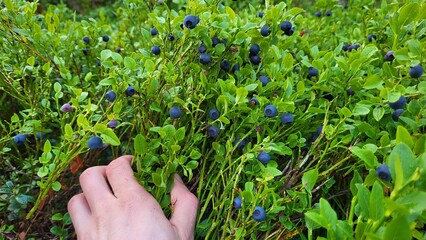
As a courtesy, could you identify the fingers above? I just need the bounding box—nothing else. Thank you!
[105,155,151,199]
[170,174,199,240]
[68,193,91,233]
[79,166,115,209]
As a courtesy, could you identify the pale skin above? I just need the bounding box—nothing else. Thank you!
[67,155,199,240]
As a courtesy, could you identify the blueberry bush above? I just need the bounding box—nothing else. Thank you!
[1,0,426,239]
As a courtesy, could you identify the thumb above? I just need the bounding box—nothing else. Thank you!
[170,174,199,240]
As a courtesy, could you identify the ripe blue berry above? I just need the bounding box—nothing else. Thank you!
[252,206,266,222]
[392,109,404,121]
[83,36,90,44]
[125,86,136,97]
[352,44,360,50]
[61,103,73,112]
[170,106,182,119]
[232,64,240,73]
[220,60,231,72]
[284,26,295,36]
[233,197,242,209]
[257,11,264,18]
[168,34,175,41]
[105,90,117,101]
[233,138,248,150]
[388,96,406,110]
[280,21,292,32]
[211,37,220,47]
[208,109,220,120]
[151,46,161,55]
[325,10,332,16]
[183,14,199,29]
[384,50,394,62]
[342,43,349,51]
[315,11,322,17]
[280,113,294,124]
[82,48,89,55]
[150,27,158,36]
[310,126,323,142]
[87,136,103,149]
[108,119,118,128]
[208,126,220,138]
[257,152,271,164]
[249,44,260,56]
[250,55,261,65]
[259,76,270,86]
[36,132,44,140]
[14,134,26,145]
[376,164,391,181]
[199,53,211,64]
[260,25,270,37]
[308,67,319,78]
[368,34,377,42]
[250,97,259,106]
[409,65,424,78]
[102,35,110,42]
[347,88,355,96]
[264,105,278,117]
[198,45,207,53]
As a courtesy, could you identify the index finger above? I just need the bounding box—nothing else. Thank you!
[105,155,151,199]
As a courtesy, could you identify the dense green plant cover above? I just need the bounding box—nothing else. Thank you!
[1,0,426,239]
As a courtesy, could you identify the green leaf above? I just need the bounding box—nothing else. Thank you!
[43,140,51,153]
[373,107,385,122]
[384,216,411,240]
[305,211,327,229]
[124,56,136,71]
[396,191,426,214]
[398,3,419,27]
[363,75,383,90]
[235,87,248,104]
[244,84,258,91]
[264,167,282,177]
[51,181,61,191]
[396,126,413,148]
[51,213,63,221]
[389,143,416,189]
[302,169,319,192]
[134,134,147,155]
[369,182,384,221]
[100,129,120,146]
[189,149,202,160]
[350,146,378,169]
[319,198,337,228]
[356,183,370,218]
[175,127,185,142]
[352,104,370,116]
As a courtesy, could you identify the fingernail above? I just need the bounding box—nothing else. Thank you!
[174,173,184,184]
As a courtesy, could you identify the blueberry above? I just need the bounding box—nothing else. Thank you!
[14,134,26,145]
[264,105,278,117]
[87,136,103,149]
[409,65,424,78]
[116,47,122,53]
[83,36,90,44]
[198,45,207,53]
[233,197,242,209]
[388,96,406,110]
[315,11,322,17]
[342,43,349,51]
[280,113,294,124]
[170,106,182,119]
[384,50,394,62]
[208,126,220,138]
[60,103,73,112]
[199,53,211,64]
[168,34,175,41]
[208,109,220,120]
[259,75,270,86]
[232,64,240,73]
[250,55,261,65]
[257,11,264,18]
[252,206,266,222]
[307,67,319,79]
[376,164,391,181]
[36,132,44,140]
[105,90,117,101]
[280,21,292,32]
[368,34,377,42]
[82,48,89,55]
[257,152,271,164]
[309,126,323,142]
[325,10,332,16]
[102,35,110,42]
[352,44,360,50]
[347,88,355,96]
[151,46,161,55]
[125,86,136,97]
[249,44,261,56]
[183,14,199,29]
[220,60,231,72]
[212,37,220,47]
[392,109,404,121]
[219,39,227,46]
[150,27,158,36]
[108,120,118,128]
[233,138,248,150]
[250,97,259,106]
[260,25,270,37]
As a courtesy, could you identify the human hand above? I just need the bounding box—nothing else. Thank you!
[67,155,198,240]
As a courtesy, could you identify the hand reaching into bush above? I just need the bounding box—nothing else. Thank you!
[67,155,198,240]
